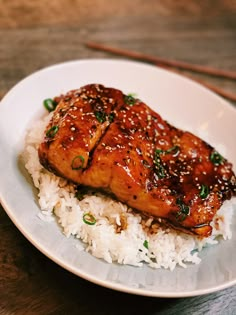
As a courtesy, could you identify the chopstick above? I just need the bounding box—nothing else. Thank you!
[86,41,236,102]
[86,42,236,80]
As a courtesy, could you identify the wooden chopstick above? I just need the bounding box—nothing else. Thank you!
[86,41,236,102]
[86,41,236,80]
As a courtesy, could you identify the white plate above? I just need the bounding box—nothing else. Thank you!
[0,59,236,297]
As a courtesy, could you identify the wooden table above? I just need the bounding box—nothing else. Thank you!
[1,1,236,314]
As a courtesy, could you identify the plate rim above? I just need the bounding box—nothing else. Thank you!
[1,58,236,298]
[2,57,236,113]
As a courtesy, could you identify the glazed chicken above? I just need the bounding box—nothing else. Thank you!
[39,84,236,237]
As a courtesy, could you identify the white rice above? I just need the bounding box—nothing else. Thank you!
[23,114,235,270]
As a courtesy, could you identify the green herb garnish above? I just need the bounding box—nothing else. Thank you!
[210,151,223,165]
[83,213,96,225]
[143,240,149,249]
[46,125,59,138]
[156,146,179,155]
[43,98,58,112]
[108,112,115,123]
[95,110,106,123]
[199,184,209,199]
[154,149,166,179]
[165,145,179,155]
[176,198,190,221]
[71,155,85,170]
[124,94,136,105]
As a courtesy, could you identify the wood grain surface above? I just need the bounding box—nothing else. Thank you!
[0,1,236,314]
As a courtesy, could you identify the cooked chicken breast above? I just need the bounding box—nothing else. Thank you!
[38,84,236,237]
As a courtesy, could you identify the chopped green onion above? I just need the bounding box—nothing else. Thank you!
[210,151,223,165]
[155,146,179,155]
[124,94,136,105]
[43,98,58,112]
[71,155,85,170]
[155,164,166,179]
[199,184,209,199]
[154,149,166,179]
[108,112,115,123]
[165,145,180,155]
[46,125,59,138]
[83,213,96,225]
[143,240,149,249]
[176,198,190,221]
[153,146,180,178]
[95,110,106,123]
[155,148,164,154]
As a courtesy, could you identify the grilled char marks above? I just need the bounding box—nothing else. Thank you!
[38,84,236,237]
